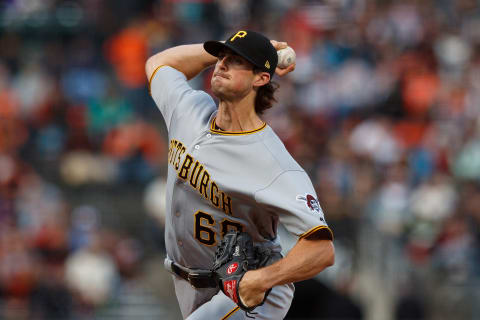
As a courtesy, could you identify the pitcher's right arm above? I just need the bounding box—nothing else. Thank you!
[146,44,217,81]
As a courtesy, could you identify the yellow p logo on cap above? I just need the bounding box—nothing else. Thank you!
[230,31,247,42]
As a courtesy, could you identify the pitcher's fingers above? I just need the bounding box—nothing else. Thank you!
[270,40,288,51]
[275,63,296,77]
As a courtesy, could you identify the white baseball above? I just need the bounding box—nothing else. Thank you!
[277,46,296,68]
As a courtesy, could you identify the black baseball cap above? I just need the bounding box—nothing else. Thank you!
[204,30,278,78]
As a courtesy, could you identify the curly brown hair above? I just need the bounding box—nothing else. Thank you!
[253,68,279,115]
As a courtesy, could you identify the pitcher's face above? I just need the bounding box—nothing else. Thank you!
[211,50,257,101]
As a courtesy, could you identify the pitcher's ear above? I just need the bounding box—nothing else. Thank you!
[253,72,270,88]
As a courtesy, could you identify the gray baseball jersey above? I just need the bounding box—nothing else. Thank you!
[149,66,333,319]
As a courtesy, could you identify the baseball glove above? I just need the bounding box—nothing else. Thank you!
[211,231,270,312]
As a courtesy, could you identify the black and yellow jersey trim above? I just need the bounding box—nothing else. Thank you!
[221,306,240,319]
[210,117,267,136]
[299,225,334,241]
[148,65,167,95]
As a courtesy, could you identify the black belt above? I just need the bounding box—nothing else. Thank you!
[167,251,282,289]
[170,262,217,288]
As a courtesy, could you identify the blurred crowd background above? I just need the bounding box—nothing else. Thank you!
[0,0,479,319]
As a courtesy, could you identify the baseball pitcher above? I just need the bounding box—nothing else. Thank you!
[145,30,334,320]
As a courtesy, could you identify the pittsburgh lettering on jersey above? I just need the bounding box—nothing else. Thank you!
[168,139,186,170]
[168,139,234,216]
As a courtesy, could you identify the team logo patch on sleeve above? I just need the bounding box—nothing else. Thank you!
[296,194,325,221]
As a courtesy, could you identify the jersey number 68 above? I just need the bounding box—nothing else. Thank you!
[194,211,244,246]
